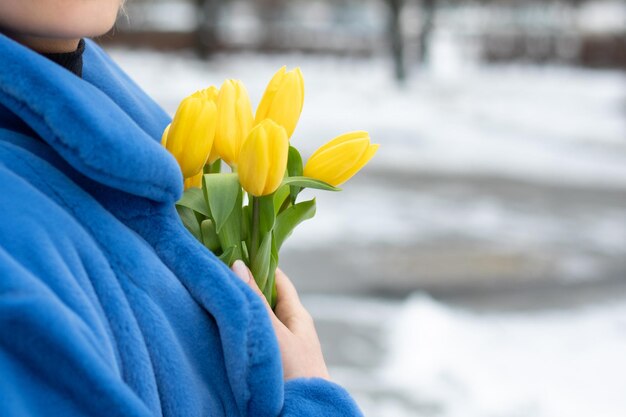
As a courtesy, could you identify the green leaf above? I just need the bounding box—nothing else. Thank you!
[218,246,238,266]
[216,187,243,261]
[200,219,221,252]
[176,206,202,241]
[241,204,251,242]
[250,232,272,291]
[176,188,210,217]
[241,240,250,264]
[281,176,341,192]
[264,239,279,308]
[274,198,316,250]
[259,195,275,235]
[287,146,303,177]
[203,173,240,233]
[273,184,291,215]
[287,146,304,203]
[263,267,276,308]
[270,232,279,264]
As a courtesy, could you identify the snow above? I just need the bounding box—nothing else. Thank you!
[578,0,626,34]
[110,49,626,188]
[288,183,626,256]
[382,296,626,417]
[306,294,626,417]
[107,42,626,417]
[109,47,626,270]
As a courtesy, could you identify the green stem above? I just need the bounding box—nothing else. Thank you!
[204,159,222,174]
[250,196,261,267]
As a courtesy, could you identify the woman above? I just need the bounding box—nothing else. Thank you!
[0,1,362,416]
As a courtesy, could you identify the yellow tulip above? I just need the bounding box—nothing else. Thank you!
[161,123,170,147]
[164,96,217,179]
[192,86,221,164]
[215,79,253,167]
[191,86,219,102]
[238,119,289,196]
[303,131,379,187]
[184,170,203,190]
[255,66,304,139]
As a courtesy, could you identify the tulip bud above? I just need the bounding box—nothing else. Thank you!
[164,96,217,179]
[191,86,219,102]
[303,131,379,187]
[238,119,289,196]
[215,79,254,167]
[255,66,304,139]
[192,86,221,164]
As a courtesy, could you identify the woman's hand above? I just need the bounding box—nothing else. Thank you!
[232,260,330,381]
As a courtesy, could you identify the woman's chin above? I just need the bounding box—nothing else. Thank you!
[0,0,121,43]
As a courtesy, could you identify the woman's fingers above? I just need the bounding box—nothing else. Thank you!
[231,260,285,331]
[231,262,330,381]
[231,262,312,336]
[274,268,329,380]
[274,268,314,334]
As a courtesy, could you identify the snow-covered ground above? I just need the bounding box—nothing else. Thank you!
[307,294,626,417]
[109,47,626,416]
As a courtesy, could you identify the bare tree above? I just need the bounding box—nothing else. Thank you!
[388,0,406,82]
[418,0,436,65]
[195,0,223,57]
[254,0,290,50]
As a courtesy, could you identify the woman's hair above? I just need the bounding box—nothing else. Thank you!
[119,1,129,21]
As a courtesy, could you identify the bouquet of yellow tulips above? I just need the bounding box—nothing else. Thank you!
[162,66,378,307]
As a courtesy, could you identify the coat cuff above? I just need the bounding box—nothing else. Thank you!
[282,377,363,416]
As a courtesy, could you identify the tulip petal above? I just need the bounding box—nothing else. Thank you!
[167,97,216,178]
[182,100,217,178]
[266,71,304,138]
[161,124,170,147]
[263,124,289,195]
[304,138,369,185]
[255,66,287,123]
[192,85,219,101]
[184,170,203,189]
[238,120,288,196]
[215,81,237,164]
[303,131,378,187]
[255,67,304,139]
[216,79,253,166]
[331,143,379,186]
[239,125,269,196]
[310,131,369,157]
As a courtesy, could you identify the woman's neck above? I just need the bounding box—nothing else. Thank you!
[9,34,80,53]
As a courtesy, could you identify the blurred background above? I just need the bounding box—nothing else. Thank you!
[100,1,625,416]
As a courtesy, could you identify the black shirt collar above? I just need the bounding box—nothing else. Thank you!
[41,38,85,77]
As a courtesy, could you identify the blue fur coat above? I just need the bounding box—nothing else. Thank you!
[0,34,362,417]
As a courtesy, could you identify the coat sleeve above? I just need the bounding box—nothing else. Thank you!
[281,378,364,416]
[0,247,155,417]
[0,244,364,417]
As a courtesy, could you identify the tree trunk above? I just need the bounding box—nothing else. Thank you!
[389,0,406,83]
[195,0,222,58]
[418,0,436,65]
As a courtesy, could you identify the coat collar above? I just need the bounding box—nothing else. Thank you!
[0,34,182,203]
[0,35,287,414]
